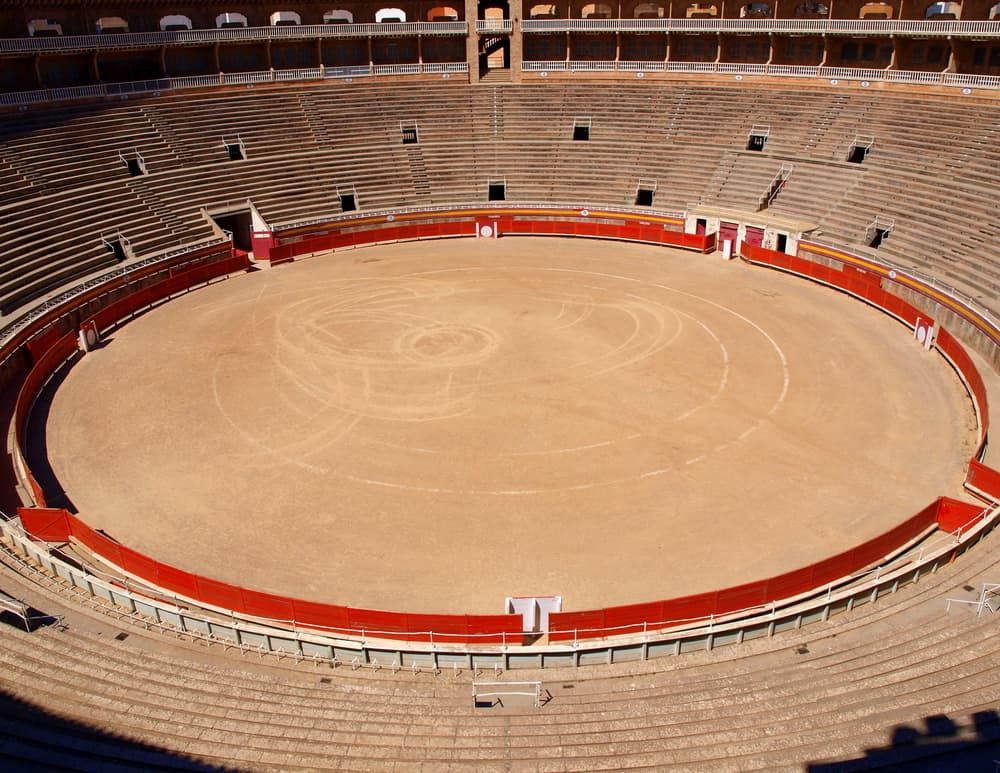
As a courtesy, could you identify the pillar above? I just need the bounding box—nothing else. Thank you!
[465,0,480,82]
[510,0,524,80]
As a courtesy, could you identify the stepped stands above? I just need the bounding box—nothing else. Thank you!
[2,509,1000,769]
[3,74,1000,769]
[4,79,1000,318]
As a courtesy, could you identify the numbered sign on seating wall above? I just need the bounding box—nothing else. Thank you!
[913,317,936,351]
[78,320,100,353]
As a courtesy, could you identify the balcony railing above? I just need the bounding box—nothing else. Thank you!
[4,18,1000,57]
[0,22,469,55]
[476,19,514,34]
[521,17,1000,36]
[0,62,471,107]
[522,60,1000,90]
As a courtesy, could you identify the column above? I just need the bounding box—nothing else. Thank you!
[465,0,480,82]
[510,0,524,80]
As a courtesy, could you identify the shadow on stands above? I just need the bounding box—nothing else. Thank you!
[808,709,1000,772]
[20,351,80,514]
[0,686,247,771]
[0,603,62,632]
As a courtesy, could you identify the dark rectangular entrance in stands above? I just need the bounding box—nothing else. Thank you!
[212,210,253,252]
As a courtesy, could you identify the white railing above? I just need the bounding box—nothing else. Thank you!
[422,62,470,73]
[476,19,513,34]
[0,22,469,54]
[569,60,616,71]
[4,19,999,56]
[472,681,542,708]
[222,71,275,85]
[1,498,994,665]
[520,60,1000,89]
[0,220,998,664]
[718,62,769,74]
[373,63,421,75]
[0,62,470,107]
[275,200,688,232]
[520,18,1000,36]
[275,67,324,82]
[0,236,229,349]
[617,60,666,71]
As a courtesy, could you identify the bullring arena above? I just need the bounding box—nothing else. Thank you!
[5,1,1000,769]
[41,238,975,614]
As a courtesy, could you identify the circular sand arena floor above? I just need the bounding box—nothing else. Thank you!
[42,238,977,615]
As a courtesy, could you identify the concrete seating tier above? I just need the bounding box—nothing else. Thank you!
[2,513,1000,770]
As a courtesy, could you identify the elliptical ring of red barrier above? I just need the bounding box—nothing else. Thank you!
[8,231,1000,644]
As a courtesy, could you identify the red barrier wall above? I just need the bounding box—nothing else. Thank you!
[10,234,1000,644]
[264,207,710,264]
[936,327,990,448]
[14,331,80,507]
[935,497,988,533]
[548,500,941,640]
[967,460,1000,501]
[16,507,71,541]
[59,510,521,643]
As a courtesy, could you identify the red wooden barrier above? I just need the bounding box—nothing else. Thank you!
[10,234,1000,644]
[17,507,71,541]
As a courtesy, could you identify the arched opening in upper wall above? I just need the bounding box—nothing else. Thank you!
[216,12,249,28]
[632,2,666,18]
[581,3,614,17]
[991,1,1000,18]
[270,11,301,25]
[529,3,560,17]
[794,2,828,16]
[427,5,460,20]
[27,18,62,36]
[686,3,719,18]
[96,16,129,33]
[160,15,193,31]
[740,2,771,16]
[323,9,354,23]
[376,8,407,22]
[925,1,960,18]
[859,2,894,18]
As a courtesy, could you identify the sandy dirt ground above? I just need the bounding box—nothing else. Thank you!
[39,238,977,615]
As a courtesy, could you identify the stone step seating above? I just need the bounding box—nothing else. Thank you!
[0,182,167,267]
[1,106,185,192]
[145,92,317,163]
[9,614,1000,771]
[815,170,1000,309]
[0,156,40,206]
[2,515,999,770]
[767,162,865,224]
[0,183,169,313]
[297,82,476,149]
[700,153,784,209]
[2,80,1000,348]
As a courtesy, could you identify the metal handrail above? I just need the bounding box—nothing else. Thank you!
[521,18,1000,35]
[0,22,469,54]
[520,60,1000,90]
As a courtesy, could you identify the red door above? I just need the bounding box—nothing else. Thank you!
[719,222,738,247]
[744,226,764,248]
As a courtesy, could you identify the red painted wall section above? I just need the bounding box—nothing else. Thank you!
[547,502,939,641]
[935,496,989,533]
[967,461,1000,501]
[266,208,712,263]
[10,233,1000,643]
[250,230,274,260]
[17,507,72,541]
[937,327,990,447]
